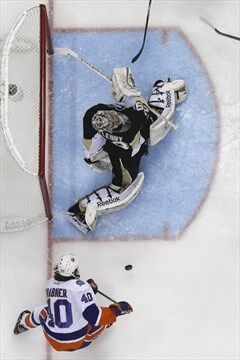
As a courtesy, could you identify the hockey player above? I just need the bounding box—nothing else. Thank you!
[13,254,133,352]
[66,68,187,233]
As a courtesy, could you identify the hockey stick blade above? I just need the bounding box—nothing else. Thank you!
[200,17,240,41]
[199,16,215,30]
[55,47,71,56]
[131,0,152,63]
[55,47,112,83]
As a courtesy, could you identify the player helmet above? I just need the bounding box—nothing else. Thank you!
[55,254,80,278]
[92,110,130,133]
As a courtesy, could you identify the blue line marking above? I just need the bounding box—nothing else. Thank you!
[51,29,218,239]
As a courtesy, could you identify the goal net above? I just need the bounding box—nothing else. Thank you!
[0,5,53,232]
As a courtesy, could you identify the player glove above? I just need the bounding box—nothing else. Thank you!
[87,279,98,294]
[109,301,133,316]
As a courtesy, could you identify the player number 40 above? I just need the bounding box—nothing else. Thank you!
[81,292,93,303]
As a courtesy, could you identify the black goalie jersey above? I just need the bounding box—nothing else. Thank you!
[83,100,156,157]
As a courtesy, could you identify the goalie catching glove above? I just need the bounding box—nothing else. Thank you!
[109,301,133,316]
[84,154,112,173]
[112,67,141,102]
[84,143,112,173]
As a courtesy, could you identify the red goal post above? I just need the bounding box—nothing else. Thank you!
[0,5,53,232]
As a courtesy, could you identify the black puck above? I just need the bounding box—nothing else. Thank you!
[125,264,133,270]
[9,84,18,96]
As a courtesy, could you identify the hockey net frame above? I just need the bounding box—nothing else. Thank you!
[0,5,53,232]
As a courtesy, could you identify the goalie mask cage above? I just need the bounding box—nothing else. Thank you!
[0,5,53,232]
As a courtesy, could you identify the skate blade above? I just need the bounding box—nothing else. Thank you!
[13,310,30,335]
[64,212,89,234]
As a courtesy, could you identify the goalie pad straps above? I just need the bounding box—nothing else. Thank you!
[83,172,145,230]
[148,79,186,146]
[148,80,176,146]
[112,67,141,102]
[170,79,187,104]
[148,80,176,118]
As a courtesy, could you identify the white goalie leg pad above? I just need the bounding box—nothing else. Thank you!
[149,118,173,146]
[148,80,176,119]
[148,81,176,146]
[112,67,141,102]
[168,79,187,104]
[82,172,145,230]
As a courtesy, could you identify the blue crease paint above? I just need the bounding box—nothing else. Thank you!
[51,29,218,240]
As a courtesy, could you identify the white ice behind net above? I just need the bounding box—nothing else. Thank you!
[0,6,47,232]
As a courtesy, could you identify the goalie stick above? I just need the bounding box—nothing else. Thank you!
[55,47,112,83]
[131,0,152,63]
[200,17,240,41]
[55,47,178,129]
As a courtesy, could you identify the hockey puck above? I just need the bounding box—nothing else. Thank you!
[125,265,133,271]
[9,84,18,96]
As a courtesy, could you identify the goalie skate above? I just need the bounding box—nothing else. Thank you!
[64,211,89,234]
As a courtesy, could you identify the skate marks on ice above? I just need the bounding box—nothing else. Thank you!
[50,29,219,240]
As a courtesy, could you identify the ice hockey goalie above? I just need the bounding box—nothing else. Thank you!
[65,67,187,232]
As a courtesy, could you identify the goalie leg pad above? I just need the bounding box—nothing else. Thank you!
[148,79,186,146]
[84,172,144,229]
[148,80,176,118]
[66,173,145,232]
[149,119,173,146]
[168,79,187,104]
[148,80,176,146]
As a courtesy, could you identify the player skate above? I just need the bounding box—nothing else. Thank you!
[13,310,31,335]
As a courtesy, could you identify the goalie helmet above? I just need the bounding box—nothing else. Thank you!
[92,110,130,133]
[55,254,80,278]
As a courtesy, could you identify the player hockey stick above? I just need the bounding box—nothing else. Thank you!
[200,17,240,41]
[131,0,152,63]
[55,47,178,130]
[97,290,117,303]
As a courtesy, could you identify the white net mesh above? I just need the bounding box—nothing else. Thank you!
[0,6,50,232]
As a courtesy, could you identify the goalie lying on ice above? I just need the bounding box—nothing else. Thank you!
[66,67,187,233]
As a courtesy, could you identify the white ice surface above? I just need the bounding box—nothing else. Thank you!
[0,1,239,359]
